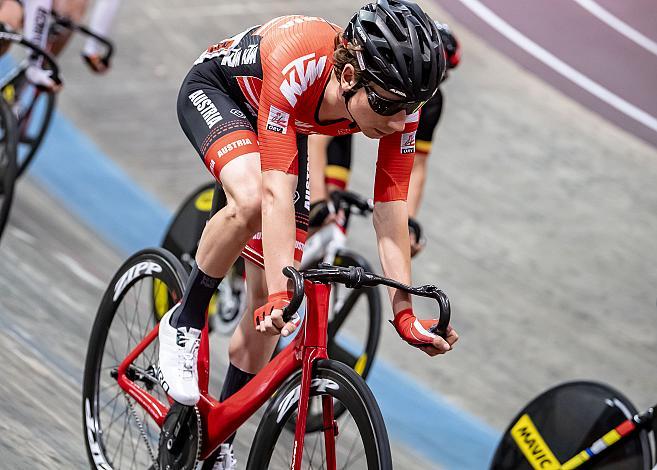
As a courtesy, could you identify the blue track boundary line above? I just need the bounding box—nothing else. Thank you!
[27,111,499,469]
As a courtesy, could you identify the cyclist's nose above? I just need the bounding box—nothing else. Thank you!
[386,111,406,133]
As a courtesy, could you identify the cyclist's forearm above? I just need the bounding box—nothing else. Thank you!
[261,170,297,294]
[24,0,53,51]
[373,200,413,314]
[82,0,121,55]
[309,135,331,203]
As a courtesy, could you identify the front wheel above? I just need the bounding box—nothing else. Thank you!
[247,359,392,470]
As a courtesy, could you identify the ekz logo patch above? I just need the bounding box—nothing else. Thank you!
[266,105,290,134]
[401,131,416,154]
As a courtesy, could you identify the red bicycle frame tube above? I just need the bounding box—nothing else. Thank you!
[117,279,336,469]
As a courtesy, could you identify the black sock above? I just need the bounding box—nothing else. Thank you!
[220,362,255,446]
[170,264,221,330]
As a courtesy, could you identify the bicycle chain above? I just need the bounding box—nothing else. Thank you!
[125,393,160,470]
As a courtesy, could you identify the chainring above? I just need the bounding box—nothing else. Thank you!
[158,403,202,470]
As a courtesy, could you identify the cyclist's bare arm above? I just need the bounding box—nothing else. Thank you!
[258,169,300,337]
[82,0,121,72]
[23,0,62,91]
[373,200,457,355]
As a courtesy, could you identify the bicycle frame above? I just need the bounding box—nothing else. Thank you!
[558,405,656,469]
[116,279,335,469]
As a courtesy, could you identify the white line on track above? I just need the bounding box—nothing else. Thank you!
[455,0,657,134]
[52,251,106,290]
[573,0,657,57]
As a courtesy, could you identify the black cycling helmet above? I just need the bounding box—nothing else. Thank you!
[343,0,446,102]
[435,22,461,69]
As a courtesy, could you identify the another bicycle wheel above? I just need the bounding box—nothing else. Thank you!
[0,96,18,242]
[491,381,652,470]
[1,68,56,177]
[247,359,392,469]
[82,248,188,470]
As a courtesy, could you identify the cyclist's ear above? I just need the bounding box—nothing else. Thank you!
[340,64,357,91]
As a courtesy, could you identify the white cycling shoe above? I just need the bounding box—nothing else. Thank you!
[211,444,237,470]
[157,304,202,406]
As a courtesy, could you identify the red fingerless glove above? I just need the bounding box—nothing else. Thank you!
[391,308,438,347]
[253,291,293,328]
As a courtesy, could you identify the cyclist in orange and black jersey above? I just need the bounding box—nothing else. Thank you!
[159,2,460,466]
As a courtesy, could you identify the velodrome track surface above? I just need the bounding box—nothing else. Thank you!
[1,0,656,468]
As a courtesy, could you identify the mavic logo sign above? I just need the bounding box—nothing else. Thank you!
[280,53,327,107]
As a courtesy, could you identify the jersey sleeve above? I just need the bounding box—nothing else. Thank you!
[257,44,299,175]
[373,111,420,202]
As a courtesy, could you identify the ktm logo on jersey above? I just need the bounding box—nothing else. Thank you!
[280,53,327,107]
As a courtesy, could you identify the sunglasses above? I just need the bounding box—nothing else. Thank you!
[363,83,424,116]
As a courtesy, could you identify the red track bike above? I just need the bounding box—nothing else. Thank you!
[82,247,451,469]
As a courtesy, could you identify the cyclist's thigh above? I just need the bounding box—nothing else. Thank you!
[177,65,259,186]
[53,0,88,21]
[241,134,309,269]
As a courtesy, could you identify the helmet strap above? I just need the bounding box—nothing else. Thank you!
[342,85,361,123]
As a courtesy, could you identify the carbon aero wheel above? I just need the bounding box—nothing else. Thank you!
[275,249,382,433]
[82,248,188,470]
[0,95,18,242]
[247,359,392,470]
[14,83,56,177]
[490,381,652,470]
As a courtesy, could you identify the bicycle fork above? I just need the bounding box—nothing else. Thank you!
[291,281,337,470]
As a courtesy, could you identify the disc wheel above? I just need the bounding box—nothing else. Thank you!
[490,381,652,470]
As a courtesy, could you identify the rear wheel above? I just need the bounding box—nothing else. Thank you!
[82,248,188,469]
[247,359,392,469]
[0,95,18,242]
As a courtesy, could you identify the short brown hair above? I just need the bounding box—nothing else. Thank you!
[333,33,365,84]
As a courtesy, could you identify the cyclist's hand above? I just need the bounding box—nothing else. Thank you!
[408,217,426,258]
[254,291,301,337]
[391,309,458,356]
[82,53,110,74]
[26,65,63,93]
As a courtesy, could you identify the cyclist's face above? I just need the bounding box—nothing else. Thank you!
[348,83,407,139]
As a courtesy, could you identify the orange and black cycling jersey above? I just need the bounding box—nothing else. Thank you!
[192,15,419,203]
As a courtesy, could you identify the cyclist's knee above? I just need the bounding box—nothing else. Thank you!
[227,193,262,234]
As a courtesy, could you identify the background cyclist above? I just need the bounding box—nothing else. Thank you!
[308,22,461,257]
[0,0,121,90]
[158,1,459,467]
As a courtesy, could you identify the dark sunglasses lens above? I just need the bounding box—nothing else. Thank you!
[366,87,422,116]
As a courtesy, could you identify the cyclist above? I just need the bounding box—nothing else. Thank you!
[308,22,461,257]
[0,0,121,90]
[159,1,459,466]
